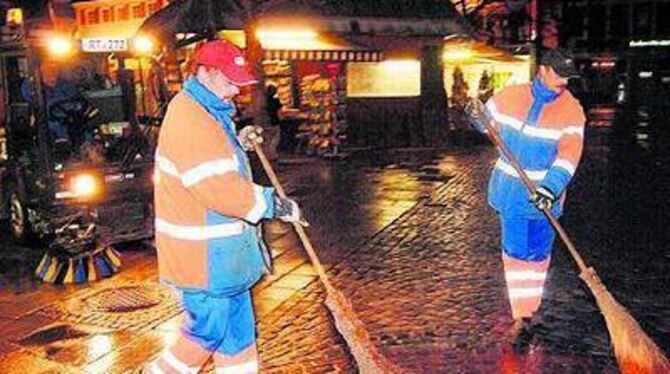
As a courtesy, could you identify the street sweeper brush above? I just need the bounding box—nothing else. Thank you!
[34,245,121,284]
[466,98,669,374]
[254,144,404,374]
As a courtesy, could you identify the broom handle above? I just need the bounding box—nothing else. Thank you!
[253,144,334,290]
[484,122,589,273]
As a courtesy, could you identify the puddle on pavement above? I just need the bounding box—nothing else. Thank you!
[20,324,89,345]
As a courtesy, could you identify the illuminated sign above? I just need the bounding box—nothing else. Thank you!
[629,40,670,48]
[82,38,128,52]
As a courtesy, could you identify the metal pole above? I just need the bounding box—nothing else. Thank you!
[138,58,147,116]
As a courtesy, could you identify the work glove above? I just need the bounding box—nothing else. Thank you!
[464,98,490,133]
[273,196,309,226]
[530,186,556,211]
[237,125,264,151]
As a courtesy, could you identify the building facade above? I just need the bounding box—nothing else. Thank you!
[555,0,670,120]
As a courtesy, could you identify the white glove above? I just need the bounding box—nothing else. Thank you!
[237,125,264,151]
[274,196,308,226]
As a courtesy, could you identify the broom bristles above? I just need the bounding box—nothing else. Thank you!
[581,268,670,374]
[324,285,404,374]
[34,246,122,284]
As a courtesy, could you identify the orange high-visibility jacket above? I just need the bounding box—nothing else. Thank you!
[485,81,586,218]
[154,91,275,293]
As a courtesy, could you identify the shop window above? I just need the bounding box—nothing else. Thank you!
[78,9,87,25]
[132,3,146,19]
[87,9,100,25]
[346,61,421,98]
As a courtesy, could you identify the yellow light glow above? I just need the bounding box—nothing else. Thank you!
[256,29,317,41]
[133,35,154,55]
[443,49,474,61]
[381,60,421,72]
[48,37,73,57]
[7,8,23,26]
[256,29,320,50]
[71,174,98,197]
[347,61,421,98]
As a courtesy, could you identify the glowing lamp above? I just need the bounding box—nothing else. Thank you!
[133,35,154,54]
[48,37,74,57]
[71,174,98,198]
[7,8,23,26]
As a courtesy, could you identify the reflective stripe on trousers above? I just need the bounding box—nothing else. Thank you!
[502,252,551,320]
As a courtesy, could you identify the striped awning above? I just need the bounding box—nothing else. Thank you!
[264,49,383,62]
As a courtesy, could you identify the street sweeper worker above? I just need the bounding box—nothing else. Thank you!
[469,48,586,342]
[148,40,305,373]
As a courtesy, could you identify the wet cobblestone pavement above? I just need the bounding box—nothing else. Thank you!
[0,130,669,373]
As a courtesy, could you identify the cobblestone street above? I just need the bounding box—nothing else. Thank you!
[0,130,669,373]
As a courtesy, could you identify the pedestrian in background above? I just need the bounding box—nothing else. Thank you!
[263,84,282,159]
[148,40,305,373]
[471,48,586,346]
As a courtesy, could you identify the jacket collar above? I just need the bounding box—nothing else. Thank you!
[183,77,237,135]
[531,77,560,104]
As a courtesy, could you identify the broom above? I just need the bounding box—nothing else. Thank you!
[469,99,670,373]
[253,143,404,374]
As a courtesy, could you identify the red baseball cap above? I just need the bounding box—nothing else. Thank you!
[194,40,257,86]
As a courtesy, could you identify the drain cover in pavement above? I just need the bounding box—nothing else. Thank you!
[84,286,162,313]
[44,284,182,332]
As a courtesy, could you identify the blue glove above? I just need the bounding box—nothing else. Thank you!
[529,186,556,211]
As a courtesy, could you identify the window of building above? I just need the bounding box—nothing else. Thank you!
[148,0,163,14]
[560,4,586,42]
[132,3,146,19]
[610,4,629,39]
[87,8,100,25]
[118,5,130,21]
[588,5,606,42]
[347,61,421,98]
[633,3,652,37]
[657,3,670,36]
[101,8,112,23]
[78,9,87,25]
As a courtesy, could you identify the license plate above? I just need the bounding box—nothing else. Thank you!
[82,38,128,52]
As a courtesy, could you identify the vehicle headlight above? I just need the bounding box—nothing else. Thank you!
[71,174,97,197]
[55,173,101,200]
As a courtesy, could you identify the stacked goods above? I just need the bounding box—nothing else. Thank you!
[263,60,293,107]
[297,73,346,156]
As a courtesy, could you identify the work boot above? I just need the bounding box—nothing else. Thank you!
[505,318,535,352]
[505,318,525,342]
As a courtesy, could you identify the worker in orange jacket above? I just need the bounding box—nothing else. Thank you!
[471,48,586,347]
[146,40,305,374]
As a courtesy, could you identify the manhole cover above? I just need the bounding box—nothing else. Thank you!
[84,286,162,313]
[45,283,182,332]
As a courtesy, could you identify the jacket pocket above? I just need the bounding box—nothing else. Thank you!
[208,229,264,296]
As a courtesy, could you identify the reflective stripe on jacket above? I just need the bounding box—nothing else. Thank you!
[485,82,586,218]
[154,91,275,292]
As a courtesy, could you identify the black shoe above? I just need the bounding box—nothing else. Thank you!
[511,319,534,353]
